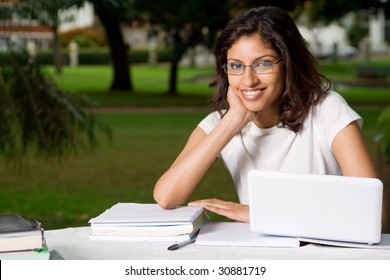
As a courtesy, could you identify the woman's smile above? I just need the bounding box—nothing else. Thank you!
[240,88,265,100]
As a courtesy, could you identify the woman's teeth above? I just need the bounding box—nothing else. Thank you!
[243,90,262,96]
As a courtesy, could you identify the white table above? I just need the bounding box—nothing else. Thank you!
[44,226,390,260]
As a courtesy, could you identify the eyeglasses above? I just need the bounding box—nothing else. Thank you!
[222,58,283,75]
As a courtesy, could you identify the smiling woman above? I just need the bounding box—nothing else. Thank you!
[153,6,378,224]
[222,35,285,128]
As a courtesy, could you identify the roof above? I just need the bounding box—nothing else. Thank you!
[0,24,54,39]
[0,25,53,34]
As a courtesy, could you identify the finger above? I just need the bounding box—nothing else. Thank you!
[189,198,225,206]
[202,204,232,218]
[204,204,249,223]
[189,199,232,209]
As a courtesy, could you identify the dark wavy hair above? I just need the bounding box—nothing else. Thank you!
[209,6,331,132]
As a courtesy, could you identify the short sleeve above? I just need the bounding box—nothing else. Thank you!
[318,91,362,146]
[197,111,223,134]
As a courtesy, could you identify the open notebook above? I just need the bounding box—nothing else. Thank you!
[195,222,390,249]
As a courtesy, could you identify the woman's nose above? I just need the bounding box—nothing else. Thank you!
[242,66,260,86]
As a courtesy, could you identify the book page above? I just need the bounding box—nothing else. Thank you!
[195,222,300,248]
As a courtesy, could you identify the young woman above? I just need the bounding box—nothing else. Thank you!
[153,6,377,223]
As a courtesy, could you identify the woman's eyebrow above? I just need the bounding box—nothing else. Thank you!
[227,55,277,62]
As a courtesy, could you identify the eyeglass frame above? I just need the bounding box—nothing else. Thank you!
[222,57,283,75]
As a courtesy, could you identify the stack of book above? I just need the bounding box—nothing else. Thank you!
[0,213,50,260]
[89,203,208,241]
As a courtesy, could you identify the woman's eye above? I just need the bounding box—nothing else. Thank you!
[230,63,243,70]
[256,61,273,67]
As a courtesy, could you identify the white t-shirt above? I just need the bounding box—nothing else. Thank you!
[198,91,362,204]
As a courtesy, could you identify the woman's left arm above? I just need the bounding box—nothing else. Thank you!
[332,121,377,178]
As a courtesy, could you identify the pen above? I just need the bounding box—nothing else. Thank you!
[167,234,198,251]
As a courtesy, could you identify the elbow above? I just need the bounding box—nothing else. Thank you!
[154,194,178,210]
[153,181,178,210]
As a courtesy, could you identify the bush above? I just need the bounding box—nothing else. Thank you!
[0,48,173,66]
[377,108,390,164]
[356,66,389,79]
[60,27,107,47]
[129,49,148,63]
[78,49,111,65]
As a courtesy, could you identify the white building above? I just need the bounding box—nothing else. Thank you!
[298,9,389,59]
[58,2,94,32]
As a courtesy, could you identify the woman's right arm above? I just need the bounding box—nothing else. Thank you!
[154,88,255,209]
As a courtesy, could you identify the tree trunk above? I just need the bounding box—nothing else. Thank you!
[167,32,188,96]
[168,60,178,96]
[53,28,62,75]
[94,5,132,92]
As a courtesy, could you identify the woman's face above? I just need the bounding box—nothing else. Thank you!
[227,34,284,127]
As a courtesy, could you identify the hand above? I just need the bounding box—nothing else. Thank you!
[188,198,249,223]
[226,87,257,130]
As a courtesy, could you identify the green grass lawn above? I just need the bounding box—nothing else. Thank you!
[46,63,390,106]
[46,65,215,107]
[1,61,389,230]
[0,112,237,229]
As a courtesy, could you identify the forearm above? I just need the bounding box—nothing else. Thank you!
[154,111,247,209]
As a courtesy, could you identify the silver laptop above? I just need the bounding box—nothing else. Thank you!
[248,170,383,244]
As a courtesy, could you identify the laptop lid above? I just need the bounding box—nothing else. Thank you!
[248,170,383,244]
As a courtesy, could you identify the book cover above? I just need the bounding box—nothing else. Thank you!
[0,213,41,234]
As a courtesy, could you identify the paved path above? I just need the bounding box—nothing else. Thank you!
[87,104,389,113]
[86,106,212,113]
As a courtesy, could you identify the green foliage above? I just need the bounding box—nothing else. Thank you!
[77,49,111,65]
[302,0,390,24]
[0,54,111,161]
[377,108,390,164]
[356,66,389,79]
[60,27,108,47]
[16,0,85,28]
[134,0,230,53]
[89,0,137,22]
[0,49,173,66]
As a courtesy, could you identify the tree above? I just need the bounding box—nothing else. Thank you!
[88,0,135,91]
[296,0,390,52]
[14,0,134,91]
[0,54,111,162]
[303,0,390,23]
[134,0,230,96]
[16,0,85,75]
